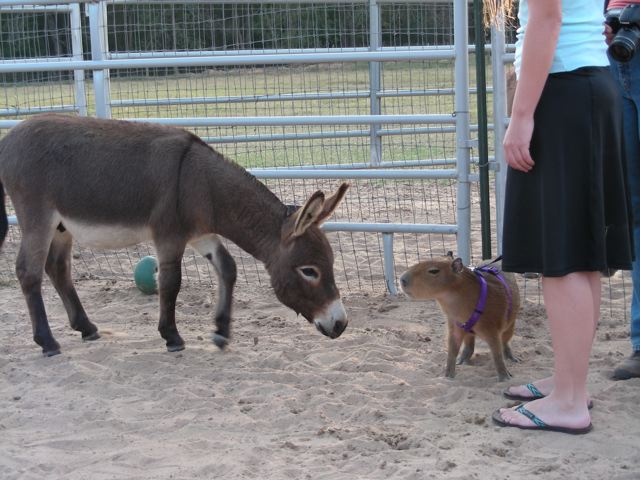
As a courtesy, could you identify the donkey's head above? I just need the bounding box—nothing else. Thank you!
[268,183,349,339]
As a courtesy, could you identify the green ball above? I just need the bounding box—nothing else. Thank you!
[134,256,158,295]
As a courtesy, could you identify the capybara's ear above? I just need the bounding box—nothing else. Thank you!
[452,257,464,273]
[446,251,454,258]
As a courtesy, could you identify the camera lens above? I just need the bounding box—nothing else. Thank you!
[609,28,640,62]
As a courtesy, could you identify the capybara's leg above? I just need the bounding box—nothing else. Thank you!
[501,317,519,362]
[503,343,519,363]
[485,335,512,381]
[45,228,99,341]
[457,334,475,365]
[445,327,464,378]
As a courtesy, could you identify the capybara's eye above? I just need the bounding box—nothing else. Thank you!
[428,268,439,274]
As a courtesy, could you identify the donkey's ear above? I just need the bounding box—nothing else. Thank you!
[314,183,349,226]
[286,190,326,238]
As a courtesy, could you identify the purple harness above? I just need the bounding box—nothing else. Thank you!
[456,264,513,333]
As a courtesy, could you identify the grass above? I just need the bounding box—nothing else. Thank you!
[1,58,498,170]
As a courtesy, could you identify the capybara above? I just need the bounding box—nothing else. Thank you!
[400,252,520,381]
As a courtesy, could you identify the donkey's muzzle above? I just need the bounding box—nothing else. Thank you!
[313,298,348,339]
[314,318,347,338]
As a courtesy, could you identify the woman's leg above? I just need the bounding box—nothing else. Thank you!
[587,270,601,338]
[504,272,600,398]
[497,272,596,429]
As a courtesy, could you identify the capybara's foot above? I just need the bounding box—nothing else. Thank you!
[457,347,474,365]
[504,345,519,363]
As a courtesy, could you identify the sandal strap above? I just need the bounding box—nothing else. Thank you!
[525,383,544,398]
[515,405,547,428]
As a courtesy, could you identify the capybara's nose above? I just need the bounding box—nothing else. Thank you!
[400,273,409,289]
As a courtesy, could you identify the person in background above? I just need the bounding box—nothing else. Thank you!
[489,0,634,434]
[604,0,640,380]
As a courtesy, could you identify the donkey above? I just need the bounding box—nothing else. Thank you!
[0,113,349,356]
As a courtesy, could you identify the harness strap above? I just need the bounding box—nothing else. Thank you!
[456,261,513,333]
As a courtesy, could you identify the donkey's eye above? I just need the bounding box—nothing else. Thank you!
[428,268,440,274]
[298,266,320,281]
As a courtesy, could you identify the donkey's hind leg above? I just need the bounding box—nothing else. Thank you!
[45,227,100,341]
[16,218,60,356]
[190,234,237,349]
[154,237,187,352]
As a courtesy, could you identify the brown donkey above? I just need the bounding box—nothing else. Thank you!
[0,114,349,356]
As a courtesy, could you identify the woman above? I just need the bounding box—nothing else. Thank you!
[491,0,633,434]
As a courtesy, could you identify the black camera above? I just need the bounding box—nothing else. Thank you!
[606,4,640,62]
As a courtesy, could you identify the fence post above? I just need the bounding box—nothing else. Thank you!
[454,0,471,264]
[491,16,507,255]
[70,3,87,116]
[368,0,382,167]
[382,233,397,295]
[474,0,492,260]
[87,1,111,118]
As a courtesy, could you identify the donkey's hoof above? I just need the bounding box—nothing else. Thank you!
[166,343,186,352]
[42,347,61,357]
[212,333,228,350]
[82,331,101,341]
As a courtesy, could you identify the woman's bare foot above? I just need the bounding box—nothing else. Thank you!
[504,377,593,408]
[504,376,555,399]
[493,395,592,434]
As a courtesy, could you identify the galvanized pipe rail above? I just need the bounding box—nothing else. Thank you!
[1,0,474,294]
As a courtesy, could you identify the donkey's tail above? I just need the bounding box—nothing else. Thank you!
[0,181,7,249]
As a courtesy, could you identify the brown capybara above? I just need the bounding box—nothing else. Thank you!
[400,252,520,381]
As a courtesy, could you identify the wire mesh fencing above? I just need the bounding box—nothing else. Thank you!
[0,1,631,321]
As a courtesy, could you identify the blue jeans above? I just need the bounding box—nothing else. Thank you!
[609,52,640,352]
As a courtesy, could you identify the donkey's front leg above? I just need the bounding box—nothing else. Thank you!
[190,235,237,349]
[155,239,187,352]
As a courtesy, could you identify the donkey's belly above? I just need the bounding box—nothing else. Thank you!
[59,215,153,249]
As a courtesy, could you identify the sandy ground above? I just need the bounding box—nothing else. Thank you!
[1,266,639,480]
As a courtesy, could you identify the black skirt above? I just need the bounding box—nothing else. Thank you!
[502,66,633,277]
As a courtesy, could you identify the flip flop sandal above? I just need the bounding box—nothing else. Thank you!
[503,383,594,409]
[492,404,593,435]
[503,383,544,401]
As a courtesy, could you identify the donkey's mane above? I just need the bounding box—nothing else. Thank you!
[188,131,287,215]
